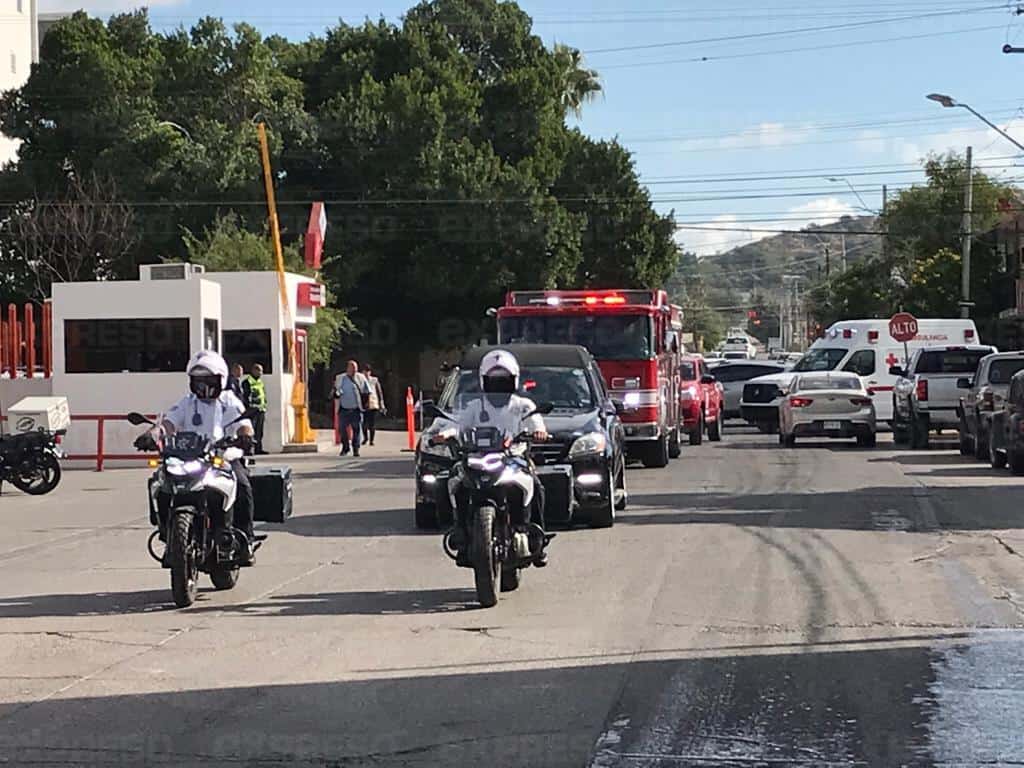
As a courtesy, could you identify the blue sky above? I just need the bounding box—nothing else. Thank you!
[43,0,1024,255]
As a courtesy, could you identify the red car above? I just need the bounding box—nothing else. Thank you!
[678,355,724,445]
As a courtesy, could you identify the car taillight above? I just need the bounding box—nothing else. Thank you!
[916,379,928,401]
[965,328,976,342]
[789,397,814,408]
[850,397,873,407]
[981,392,995,411]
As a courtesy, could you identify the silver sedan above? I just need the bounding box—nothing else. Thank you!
[779,372,877,448]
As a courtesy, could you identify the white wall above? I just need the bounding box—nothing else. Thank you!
[52,279,221,458]
[201,271,318,452]
[0,0,36,168]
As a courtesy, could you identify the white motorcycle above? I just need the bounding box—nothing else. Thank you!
[425,394,554,608]
[129,411,263,608]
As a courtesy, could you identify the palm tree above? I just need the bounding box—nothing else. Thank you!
[553,43,602,118]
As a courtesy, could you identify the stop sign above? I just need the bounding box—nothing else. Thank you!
[889,312,919,343]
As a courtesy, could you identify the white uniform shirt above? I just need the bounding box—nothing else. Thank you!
[164,391,252,441]
[438,394,545,438]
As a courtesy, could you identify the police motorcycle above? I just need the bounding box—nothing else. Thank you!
[424,394,555,608]
[128,410,263,608]
[0,428,65,496]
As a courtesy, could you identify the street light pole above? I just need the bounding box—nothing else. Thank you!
[926,93,1024,153]
[961,145,974,319]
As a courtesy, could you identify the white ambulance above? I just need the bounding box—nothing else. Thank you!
[794,318,981,423]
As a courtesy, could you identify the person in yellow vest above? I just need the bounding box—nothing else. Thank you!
[242,363,268,455]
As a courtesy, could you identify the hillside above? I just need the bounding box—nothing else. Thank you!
[699,215,881,301]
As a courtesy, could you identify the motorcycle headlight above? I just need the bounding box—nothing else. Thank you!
[569,432,607,457]
[165,458,205,476]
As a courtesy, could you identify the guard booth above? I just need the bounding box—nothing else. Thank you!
[0,265,324,465]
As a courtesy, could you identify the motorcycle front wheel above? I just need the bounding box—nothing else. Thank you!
[473,506,500,608]
[169,512,199,608]
[11,452,61,496]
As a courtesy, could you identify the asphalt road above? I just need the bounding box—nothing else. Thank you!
[1,426,1023,767]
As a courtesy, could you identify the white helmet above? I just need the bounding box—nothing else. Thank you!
[479,349,520,394]
[187,350,228,400]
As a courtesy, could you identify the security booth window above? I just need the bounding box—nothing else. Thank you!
[64,318,190,373]
[223,329,273,373]
[204,318,220,352]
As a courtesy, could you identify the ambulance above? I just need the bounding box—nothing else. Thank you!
[795,318,980,423]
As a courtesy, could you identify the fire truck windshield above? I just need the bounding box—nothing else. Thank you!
[498,315,654,361]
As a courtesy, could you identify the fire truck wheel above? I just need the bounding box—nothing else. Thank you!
[668,424,682,459]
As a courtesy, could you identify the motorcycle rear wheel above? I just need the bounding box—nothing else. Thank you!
[11,453,61,496]
[473,506,500,608]
[169,513,199,608]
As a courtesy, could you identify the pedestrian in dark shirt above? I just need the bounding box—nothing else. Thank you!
[228,364,246,405]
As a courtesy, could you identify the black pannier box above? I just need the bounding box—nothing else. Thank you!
[251,466,293,523]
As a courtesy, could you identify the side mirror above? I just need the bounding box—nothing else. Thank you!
[422,400,444,420]
[485,307,498,318]
[889,366,905,377]
[700,374,716,385]
[609,399,626,416]
[127,412,154,426]
[957,377,972,389]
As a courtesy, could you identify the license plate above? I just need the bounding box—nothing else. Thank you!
[823,421,842,430]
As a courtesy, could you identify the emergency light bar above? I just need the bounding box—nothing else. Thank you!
[509,290,658,307]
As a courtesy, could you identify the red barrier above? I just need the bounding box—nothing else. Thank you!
[66,414,158,472]
[333,405,340,445]
[41,302,52,378]
[24,304,34,377]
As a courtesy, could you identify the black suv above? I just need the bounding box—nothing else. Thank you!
[415,344,627,530]
[988,368,1024,474]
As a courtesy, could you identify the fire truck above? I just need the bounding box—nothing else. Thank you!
[496,289,684,468]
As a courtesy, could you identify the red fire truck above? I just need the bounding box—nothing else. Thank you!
[496,289,684,468]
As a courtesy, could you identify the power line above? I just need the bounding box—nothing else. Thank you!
[584,6,1003,54]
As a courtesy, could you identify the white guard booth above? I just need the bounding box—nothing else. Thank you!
[49,265,321,463]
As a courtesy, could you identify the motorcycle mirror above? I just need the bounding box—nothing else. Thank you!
[530,402,555,416]
[227,408,260,427]
[127,412,154,426]
[422,402,447,421]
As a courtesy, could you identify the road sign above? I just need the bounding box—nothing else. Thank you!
[889,313,918,343]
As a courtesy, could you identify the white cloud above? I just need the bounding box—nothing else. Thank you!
[40,0,185,11]
[781,196,857,230]
[854,129,887,155]
[677,122,818,152]
[851,123,1024,165]
[676,214,756,257]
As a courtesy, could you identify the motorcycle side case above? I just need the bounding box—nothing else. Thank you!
[251,466,293,523]
[536,465,573,525]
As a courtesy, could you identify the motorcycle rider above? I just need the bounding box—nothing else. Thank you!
[441,349,551,567]
[136,350,258,564]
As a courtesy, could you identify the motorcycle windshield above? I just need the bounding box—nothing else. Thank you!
[451,394,525,453]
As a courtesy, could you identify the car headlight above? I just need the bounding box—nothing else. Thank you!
[569,432,607,457]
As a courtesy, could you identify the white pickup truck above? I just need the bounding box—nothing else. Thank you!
[892,344,996,449]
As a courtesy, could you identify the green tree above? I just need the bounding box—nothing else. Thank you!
[553,44,602,118]
[183,215,354,366]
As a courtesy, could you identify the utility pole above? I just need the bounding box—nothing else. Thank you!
[961,145,974,319]
[881,185,888,265]
[840,234,847,272]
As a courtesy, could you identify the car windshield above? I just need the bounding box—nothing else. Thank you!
[798,376,860,391]
[989,359,1024,384]
[915,349,992,374]
[451,366,594,411]
[498,315,653,360]
[679,362,697,379]
[791,347,846,372]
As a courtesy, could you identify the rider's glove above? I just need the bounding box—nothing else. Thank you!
[134,432,158,452]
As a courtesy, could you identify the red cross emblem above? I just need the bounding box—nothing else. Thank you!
[885,352,900,367]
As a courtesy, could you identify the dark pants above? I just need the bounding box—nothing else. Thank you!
[230,460,255,539]
[339,408,363,453]
[251,411,266,455]
[362,409,378,444]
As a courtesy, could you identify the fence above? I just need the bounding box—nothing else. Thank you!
[1,302,52,378]
[66,414,157,472]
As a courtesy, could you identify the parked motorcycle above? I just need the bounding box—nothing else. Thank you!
[0,428,64,496]
[128,411,264,608]
[424,395,554,608]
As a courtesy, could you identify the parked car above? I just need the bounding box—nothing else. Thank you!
[741,371,796,434]
[892,344,997,449]
[415,344,628,530]
[678,355,724,445]
[712,361,787,419]
[956,351,1024,460]
[778,372,877,448]
[988,369,1024,474]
